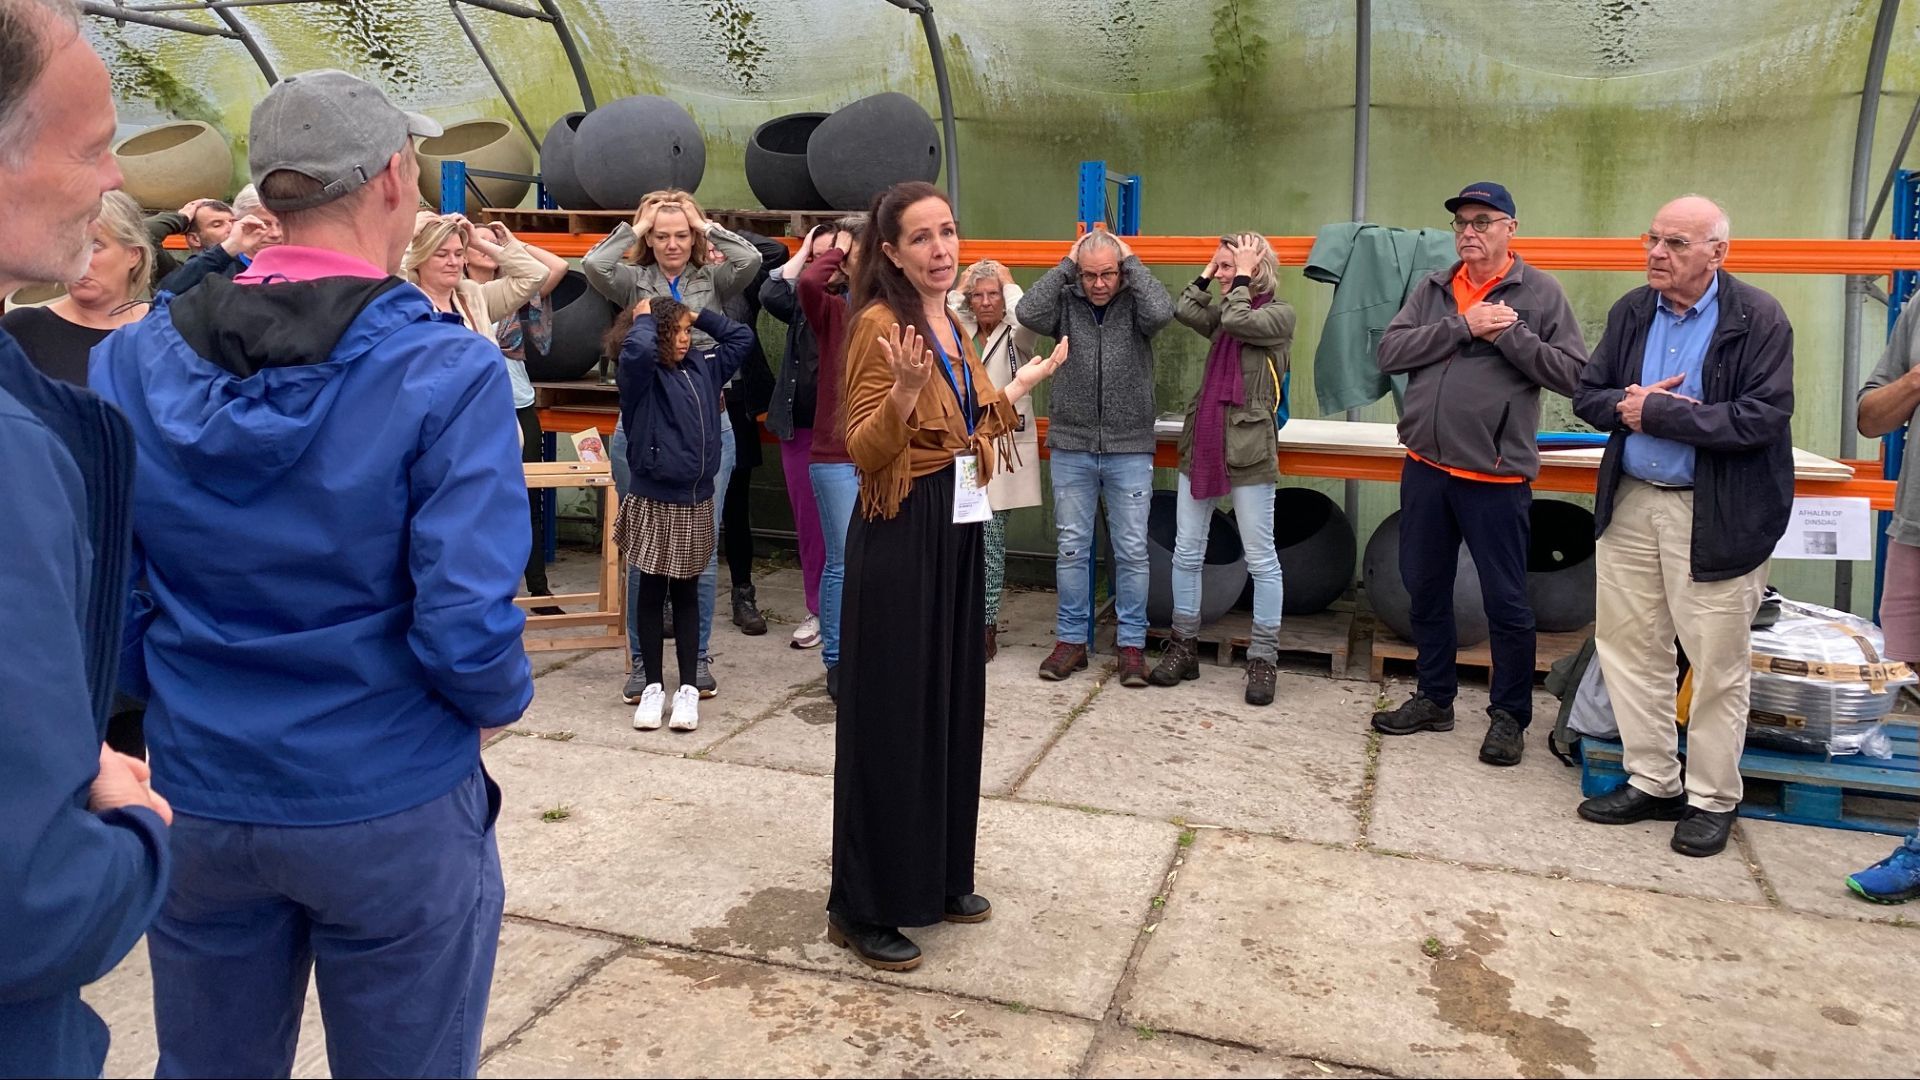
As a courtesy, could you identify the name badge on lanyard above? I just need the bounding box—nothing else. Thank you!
[932,326,991,525]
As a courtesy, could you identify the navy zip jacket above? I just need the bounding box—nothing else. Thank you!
[89,271,534,827]
[0,331,169,1079]
[620,308,753,505]
[1572,270,1795,581]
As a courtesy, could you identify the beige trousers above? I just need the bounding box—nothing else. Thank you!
[1594,478,1769,813]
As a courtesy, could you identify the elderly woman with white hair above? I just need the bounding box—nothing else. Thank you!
[949,259,1043,660]
[1147,232,1294,708]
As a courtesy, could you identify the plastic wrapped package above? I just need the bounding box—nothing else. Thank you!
[1746,599,1907,758]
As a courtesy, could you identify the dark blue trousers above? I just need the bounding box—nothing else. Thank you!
[1397,457,1536,724]
[149,768,504,1079]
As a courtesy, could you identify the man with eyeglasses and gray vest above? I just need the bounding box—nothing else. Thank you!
[1371,182,1589,768]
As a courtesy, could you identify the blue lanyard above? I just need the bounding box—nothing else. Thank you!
[929,322,975,436]
[667,274,683,302]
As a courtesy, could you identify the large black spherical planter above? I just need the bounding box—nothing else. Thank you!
[807,93,940,212]
[574,96,706,210]
[746,112,830,211]
[523,271,617,382]
[1527,499,1598,632]
[1146,489,1249,629]
[1363,511,1489,646]
[540,111,598,211]
[1236,487,1357,616]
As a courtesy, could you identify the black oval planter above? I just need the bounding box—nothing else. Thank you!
[1146,489,1249,629]
[540,111,599,211]
[746,112,831,211]
[807,93,941,212]
[1527,499,1598,632]
[523,271,617,382]
[575,95,706,210]
[1362,510,1489,646]
[1236,487,1357,616]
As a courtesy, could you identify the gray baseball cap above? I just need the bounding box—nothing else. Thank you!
[248,69,443,212]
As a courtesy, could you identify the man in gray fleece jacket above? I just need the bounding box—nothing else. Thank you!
[1017,230,1175,687]
[1369,182,1589,768]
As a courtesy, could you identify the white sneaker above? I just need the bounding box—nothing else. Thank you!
[669,684,701,731]
[632,684,665,730]
[791,614,822,649]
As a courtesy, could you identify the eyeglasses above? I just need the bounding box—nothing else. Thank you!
[1078,270,1120,284]
[1450,215,1513,234]
[1642,232,1720,253]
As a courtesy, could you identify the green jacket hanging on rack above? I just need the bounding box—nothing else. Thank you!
[1303,222,1456,415]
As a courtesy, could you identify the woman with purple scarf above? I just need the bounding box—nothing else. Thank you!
[1150,233,1295,706]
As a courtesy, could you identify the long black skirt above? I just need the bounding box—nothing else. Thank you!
[829,466,987,928]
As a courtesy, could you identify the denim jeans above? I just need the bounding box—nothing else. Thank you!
[1049,450,1152,648]
[810,461,859,668]
[614,414,733,663]
[1173,473,1283,661]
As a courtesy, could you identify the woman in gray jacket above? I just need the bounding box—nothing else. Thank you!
[584,190,764,703]
[1148,233,1294,706]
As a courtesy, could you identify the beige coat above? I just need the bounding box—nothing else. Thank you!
[951,282,1043,512]
[447,240,550,336]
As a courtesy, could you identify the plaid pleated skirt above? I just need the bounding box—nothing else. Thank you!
[614,494,714,578]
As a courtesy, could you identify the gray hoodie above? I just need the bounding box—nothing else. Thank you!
[1015,255,1175,455]
[1377,254,1588,481]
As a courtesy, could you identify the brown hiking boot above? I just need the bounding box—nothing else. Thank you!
[1117,646,1149,688]
[1148,634,1200,687]
[985,625,998,662]
[1245,657,1277,706]
[1039,641,1088,681]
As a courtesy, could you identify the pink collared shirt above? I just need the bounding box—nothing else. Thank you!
[233,246,390,285]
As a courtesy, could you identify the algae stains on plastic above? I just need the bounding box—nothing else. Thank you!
[1589,0,1657,70]
[101,26,218,120]
[315,0,428,90]
[705,0,770,92]
[1203,0,1271,93]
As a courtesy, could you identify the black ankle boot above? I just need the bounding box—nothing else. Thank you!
[826,914,922,971]
[732,584,767,635]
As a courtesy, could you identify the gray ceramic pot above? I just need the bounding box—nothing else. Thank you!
[523,271,618,383]
[1362,510,1490,646]
[539,111,599,210]
[1236,487,1357,616]
[806,93,940,212]
[575,96,706,210]
[1526,499,1598,632]
[1146,489,1249,629]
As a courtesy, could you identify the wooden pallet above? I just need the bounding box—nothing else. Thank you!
[1146,607,1354,677]
[1368,624,1590,682]
[476,206,845,239]
[1578,724,1920,835]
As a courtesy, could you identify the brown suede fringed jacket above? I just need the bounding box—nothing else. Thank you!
[843,302,1020,521]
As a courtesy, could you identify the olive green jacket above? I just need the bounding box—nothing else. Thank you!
[1173,279,1296,488]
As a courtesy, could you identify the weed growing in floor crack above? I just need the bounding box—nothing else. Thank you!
[1134,1025,1156,1041]
[1177,828,1196,848]
[1421,935,1443,958]
[1004,1001,1031,1014]
[540,805,572,823]
[1150,895,1166,908]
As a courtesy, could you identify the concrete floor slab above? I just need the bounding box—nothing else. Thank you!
[1084,1027,1382,1078]
[484,736,1173,1019]
[1369,686,1766,903]
[1742,819,1917,923]
[1016,669,1375,843]
[480,948,1095,1078]
[707,643,1097,795]
[1127,830,1916,1078]
[87,920,618,1078]
[508,635,823,755]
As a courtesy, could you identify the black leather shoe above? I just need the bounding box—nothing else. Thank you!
[1577,784,1688,825]
[826,664,841,703]
[943,893,992,924]
[1478,708,1525,767]
[826,915,922,971]
[1671,807,1737,858]
[1371,693,1454,735]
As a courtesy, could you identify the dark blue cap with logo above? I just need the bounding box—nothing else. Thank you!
[1445,182,1516,218]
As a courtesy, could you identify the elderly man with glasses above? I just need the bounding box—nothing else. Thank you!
[1571,194,1793,858]
[1372,182,1589,767]
[1017,229,1174,687]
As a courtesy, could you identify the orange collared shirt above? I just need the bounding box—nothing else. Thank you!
[1420,254,1524,484]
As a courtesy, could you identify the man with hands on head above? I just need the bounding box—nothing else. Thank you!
[153,182,281,295]
[1370,181,1589,769]
[1015,227,1175,689]
[145,196,235,284]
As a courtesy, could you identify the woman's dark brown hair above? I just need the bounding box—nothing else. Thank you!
[849,181,952,353]
[603,296,694,368]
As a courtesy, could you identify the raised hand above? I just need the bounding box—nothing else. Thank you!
[632,202,658,236]
[1010,337,1069,400]
[223,215,275,257]
[878,322,935,397]
[1231,234,1264,275]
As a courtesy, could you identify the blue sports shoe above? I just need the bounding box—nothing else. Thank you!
[1846,830,1920,904]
